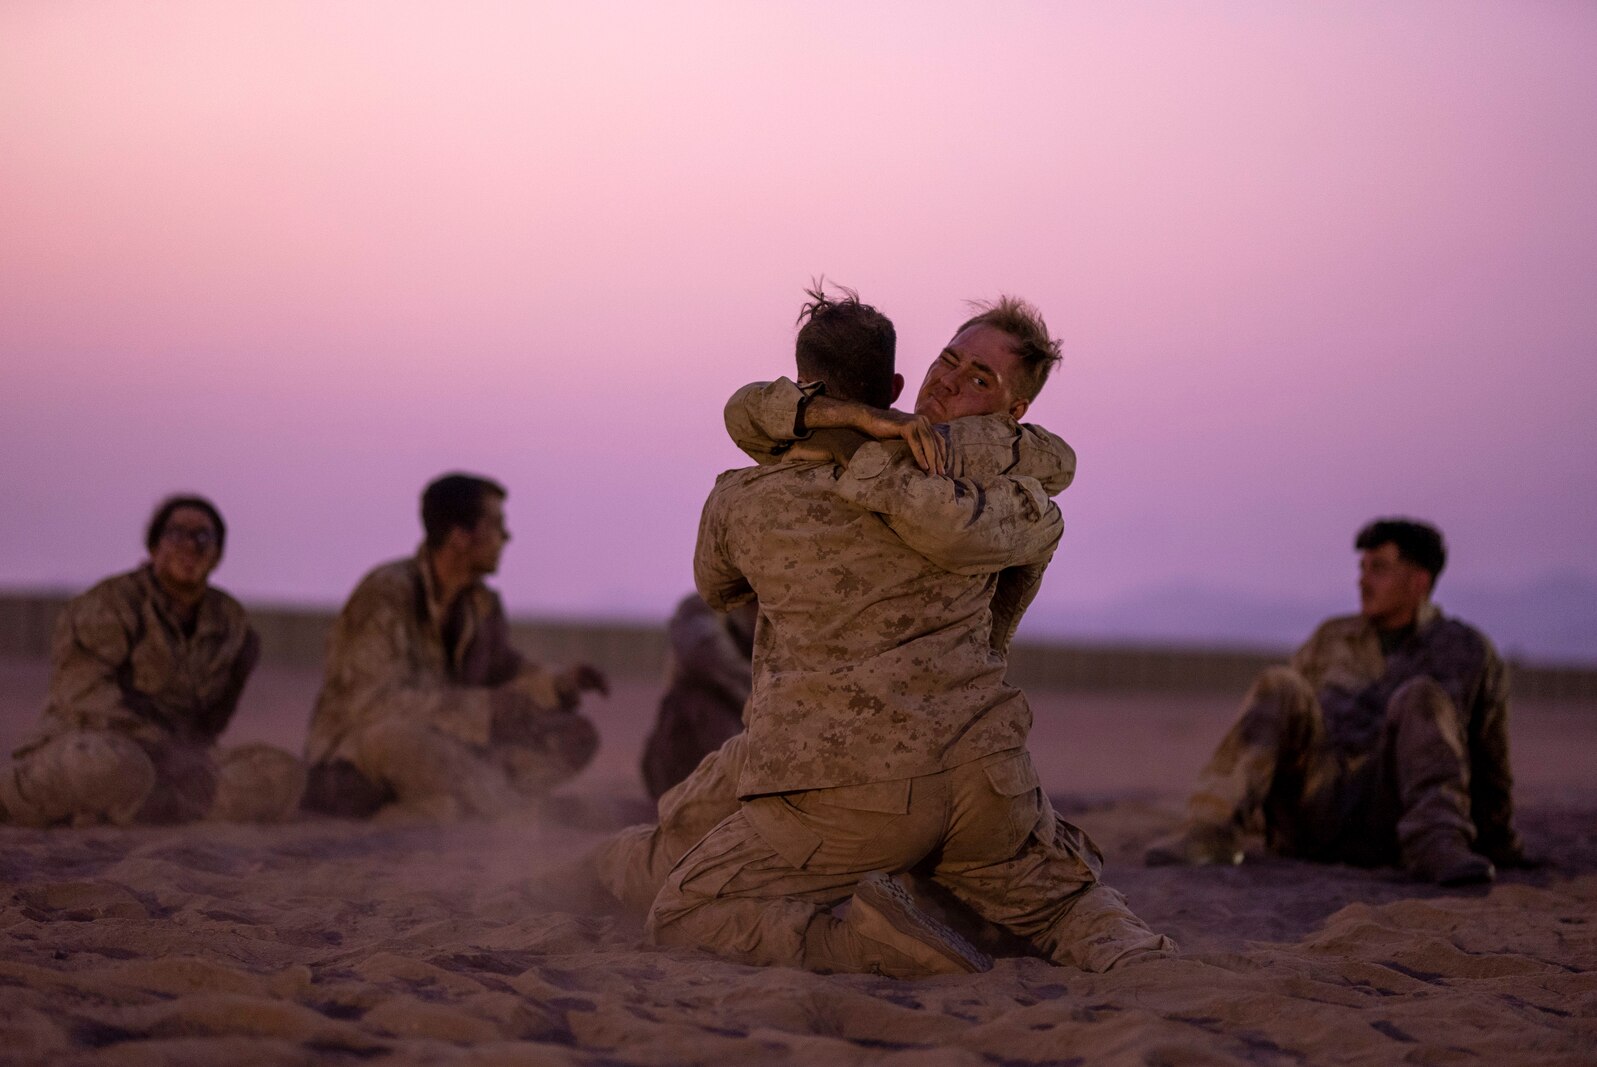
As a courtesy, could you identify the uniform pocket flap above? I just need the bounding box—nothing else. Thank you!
[802,778,911,814]
[983,751,1039,797]
[745,794,825,869]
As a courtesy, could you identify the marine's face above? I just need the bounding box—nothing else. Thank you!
[1358,542,1430,629]
[150,506,221,593]
[913,323,1029,423]
[466,494,510,576]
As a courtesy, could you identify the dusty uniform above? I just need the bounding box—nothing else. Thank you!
[305,551,598,819]
[1,567,303,827]
[1183,604,1522,865]
[645,421,1169,974]
[593,397,1078,911]
[724,377,1074,657]
[639,594,753,800]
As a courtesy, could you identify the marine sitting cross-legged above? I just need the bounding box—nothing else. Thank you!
[1,495,304,827]
[303,473,607,820]
[644,286,1172,978]
[595,296,1079,913]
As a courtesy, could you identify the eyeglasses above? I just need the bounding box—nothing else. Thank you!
[161,526,218,550]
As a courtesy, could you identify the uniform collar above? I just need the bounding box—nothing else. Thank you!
[413,545,489,660]
[137,563,221,637]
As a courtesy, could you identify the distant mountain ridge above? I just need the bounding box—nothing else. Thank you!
[1021,571,1597,667]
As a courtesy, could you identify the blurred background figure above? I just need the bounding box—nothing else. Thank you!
[1,495,305,827]
[303,472,607,820]
[1146,518,1525,886]
[640,594,756,800]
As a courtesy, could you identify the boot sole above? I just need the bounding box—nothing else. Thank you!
[851,873,993,976]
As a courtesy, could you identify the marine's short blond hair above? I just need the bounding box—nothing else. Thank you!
[957,296,1061,402]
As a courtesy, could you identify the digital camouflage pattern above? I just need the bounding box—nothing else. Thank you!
[724,377,1075,654]
[653,377,1174,974]
[694,439,1062,797]
[594,386,1081,908]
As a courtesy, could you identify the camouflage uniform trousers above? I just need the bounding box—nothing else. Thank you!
[646,747,1171,974]
[594,731,748,912]
[329,711,600,820]
[1187,667,1475,865]
[1,731,305,827]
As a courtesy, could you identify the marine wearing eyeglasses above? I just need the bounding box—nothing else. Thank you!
[0,495,306,827]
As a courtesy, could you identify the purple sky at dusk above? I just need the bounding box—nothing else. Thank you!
[3,2,1594,643]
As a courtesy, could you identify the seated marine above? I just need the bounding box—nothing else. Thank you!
[639,593,756,800]
[303,472,607,819]
[1146,518,1525,885]
[1,495,304,827]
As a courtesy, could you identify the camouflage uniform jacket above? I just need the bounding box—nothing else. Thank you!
[307,549,541,765]
[16,566,258,756]
[695,426,1063,798]
[724,377,1076,654]
[1290,602,1521,858]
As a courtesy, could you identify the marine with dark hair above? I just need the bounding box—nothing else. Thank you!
[303,472,607,819]
[1146,518,1525,885]
[1,495,305,827]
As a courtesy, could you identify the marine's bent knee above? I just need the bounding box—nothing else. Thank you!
[1249,666,1315,707]
[6,731,156,827]
[1387,675,1454,720]
[212,743,307,823]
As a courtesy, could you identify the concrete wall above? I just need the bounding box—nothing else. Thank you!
[3,591,1593,702]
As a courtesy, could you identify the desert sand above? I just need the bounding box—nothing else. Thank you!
[2,657,1594,1065]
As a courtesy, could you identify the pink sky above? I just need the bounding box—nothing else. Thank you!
[2,2,1594,635]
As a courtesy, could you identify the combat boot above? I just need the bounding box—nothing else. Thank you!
[845,872,993,978]
[1403,828,1494,886]
[1144,821,1243,867]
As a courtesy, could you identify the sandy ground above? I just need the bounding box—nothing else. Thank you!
[2,657,1594,1065]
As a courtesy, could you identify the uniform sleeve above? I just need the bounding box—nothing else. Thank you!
[988,562,1049,654]
[904,416,1072,646]
[693,486,755,611]
[723,378,823,464]
[832,440,1062,575]
[942,416,1078,496]
[42,590,147,733]
[1468,643,1523,862]
[321,581,495,749]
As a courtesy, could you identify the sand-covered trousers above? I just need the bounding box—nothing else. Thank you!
[594,731,748,912]
[648,747,1169,974]
[1188,667,1474,865]
[2,730,305,826]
